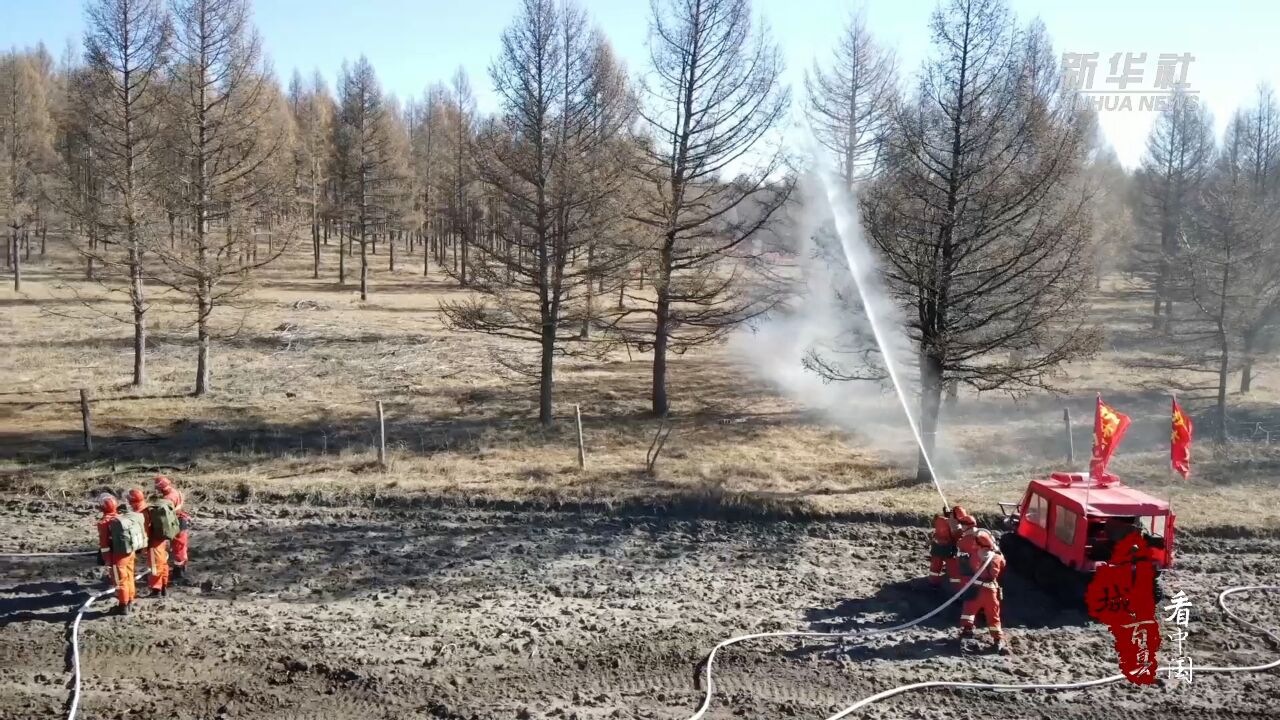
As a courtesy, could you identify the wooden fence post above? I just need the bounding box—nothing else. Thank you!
[575,404,586,470]
[1063,407,1074,465]
[376,401,387,470]
[80,389,93,453]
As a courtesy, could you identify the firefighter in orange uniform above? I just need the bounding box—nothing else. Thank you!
[927,510,959,588]
[949,507,977,587]
[96,495,137,615]
[154,475,189,579]
[959,532,1009,654]
[127,488,169,598]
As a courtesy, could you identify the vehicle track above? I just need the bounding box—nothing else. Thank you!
[2,500,1277,720]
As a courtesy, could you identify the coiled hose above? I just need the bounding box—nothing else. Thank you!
[687,562,1280,720]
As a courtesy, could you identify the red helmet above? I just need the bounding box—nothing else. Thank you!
[126,487,146,510]
[975,531,996,550]
[98,494,118,514]
[154,475,172,492]
[954,507,976,527]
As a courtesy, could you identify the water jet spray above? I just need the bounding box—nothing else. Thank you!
[809,162,950,511]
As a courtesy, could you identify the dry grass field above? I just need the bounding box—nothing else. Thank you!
[3,236,1280,720]
[2,234,1280,530]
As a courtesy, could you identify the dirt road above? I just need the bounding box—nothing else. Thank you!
[1,498,1276,719]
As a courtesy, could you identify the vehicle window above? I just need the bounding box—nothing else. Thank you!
[1025,493,1047,527]
[1054,506,1078,544]
[1144,515,1166,536]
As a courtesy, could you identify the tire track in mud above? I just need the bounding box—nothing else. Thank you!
[2,501,1277,720]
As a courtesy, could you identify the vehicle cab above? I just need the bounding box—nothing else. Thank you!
[1001,472,1176,572]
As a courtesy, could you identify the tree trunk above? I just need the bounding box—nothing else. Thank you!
[359,237,369,301]
[129,245,146,387]
[39,223,46,255]
[312,219,320,279]
[539,322,555,426]
[652,294,671,416]
[581,244,594,339]
[338,225,346,285]
[10,230,19,291]
[195,286,211,396]
[1216,331,1229,445]
[916,351,945,485]
[389,230,396,271]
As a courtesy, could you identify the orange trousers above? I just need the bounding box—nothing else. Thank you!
[171,530,188,566]
[929,555,959,586]
[108,553,137,606]
[960,586,1003,639]
[146,542,169,591]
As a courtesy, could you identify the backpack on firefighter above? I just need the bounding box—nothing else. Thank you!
[109,511,148,556]
[146,498,181,541]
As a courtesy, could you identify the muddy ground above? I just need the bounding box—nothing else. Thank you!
[1,498,1277,720]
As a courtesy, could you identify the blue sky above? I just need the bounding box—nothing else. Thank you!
[3,0,1277,167]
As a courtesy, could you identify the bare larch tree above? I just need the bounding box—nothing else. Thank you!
[334,56,403,300]
[804,7,897,186]
[1180,111,1280,442]
[1234,84,1280,392]
[1135,88,1214,331]
[0,51,57,292]
[856,0,1099,483]
[627,0,792,416]
[442,0,634,426]
[68,0,170,385]
[158,0,291,395]
[288,69,335,280]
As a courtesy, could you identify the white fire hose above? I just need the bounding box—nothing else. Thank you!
[687,555,1280,720]
[6,554,1277,720]
[67,567,150,720]
[1,550,150,720]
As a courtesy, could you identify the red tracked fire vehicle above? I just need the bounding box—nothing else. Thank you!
[998,472,1176,600]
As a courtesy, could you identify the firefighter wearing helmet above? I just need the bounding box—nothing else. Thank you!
[960,531,1010,654]
[927,507,960,588]
[948,506,978,587]
[96,494,137,615]
[154,475,190,580]
[127,487,170,598]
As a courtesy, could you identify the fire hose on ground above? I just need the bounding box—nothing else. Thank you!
[4,552,1277,720]
[0,550,150,720]
[687,551,1280,720]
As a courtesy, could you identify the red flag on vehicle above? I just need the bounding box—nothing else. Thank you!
[1090,395,1131,480]
[1171,397,1193,479]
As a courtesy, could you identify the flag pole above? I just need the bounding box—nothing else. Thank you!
[1085,393,1099,514]
[1169,392,1178,528]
